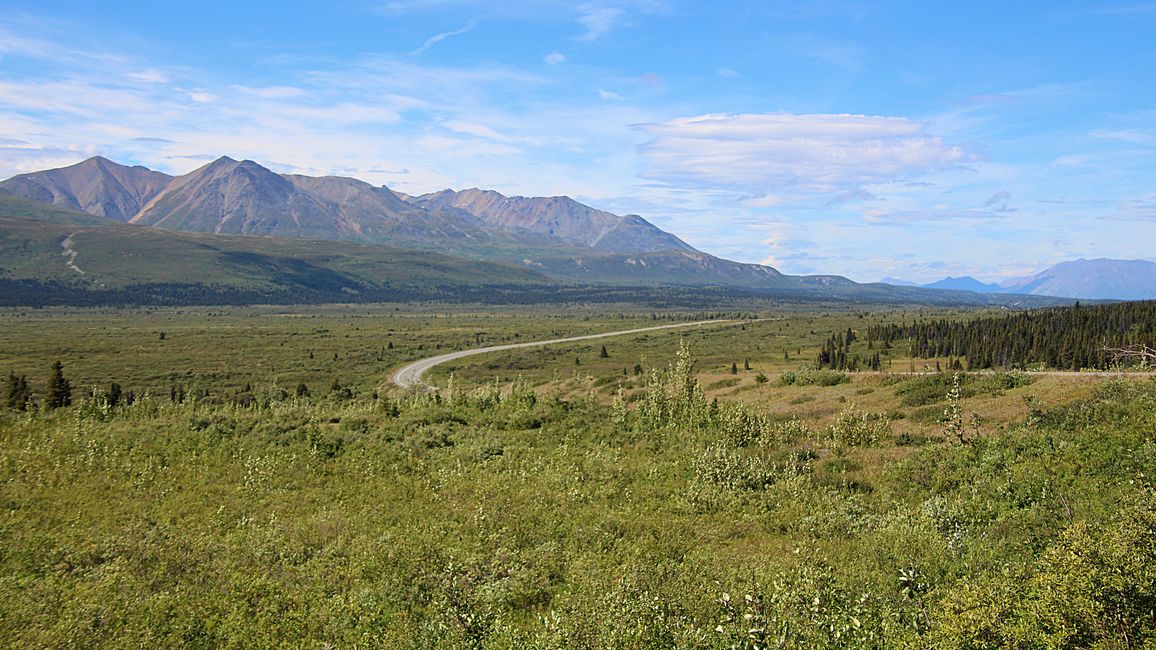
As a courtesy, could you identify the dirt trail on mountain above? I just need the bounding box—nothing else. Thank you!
[61,234,85,276]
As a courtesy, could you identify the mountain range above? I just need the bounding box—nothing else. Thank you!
[1,156,858,291]
[893,259,1156,301]
[0,155,1120,306]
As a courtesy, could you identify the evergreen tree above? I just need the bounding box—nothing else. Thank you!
[46,361,71,409]
[105,382,122,408]
[599,345,609,358]
[5,373,31,411]
[730,362,738,374]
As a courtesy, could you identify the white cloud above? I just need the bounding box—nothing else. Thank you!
[598,88,623,100]
[863,207,1006,224]
[1099,199,1156,222]
[411,21,476,56]
[716,67,740,79]
[441,119,510,141]
[1089,128,1155,144]
[634,113,973,202]
[126,69,169,84]
[543,52,567,65]
[231,85,308,99]
[577,6,625,41]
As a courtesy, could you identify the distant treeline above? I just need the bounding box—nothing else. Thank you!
[867,300,1156,370]
[0,278,1009,309]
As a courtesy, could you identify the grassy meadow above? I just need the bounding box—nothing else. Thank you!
[1,305,1153,647]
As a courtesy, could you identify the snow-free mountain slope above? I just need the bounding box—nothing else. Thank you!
[414,188,695,253]
[1002,258,1156,300]
[0,156,171,222]
[921,276,1005,293]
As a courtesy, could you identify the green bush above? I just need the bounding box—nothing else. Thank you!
[797,369,850,386]
[822,404,891,447]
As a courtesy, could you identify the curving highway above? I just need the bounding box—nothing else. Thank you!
[391,319,733,389]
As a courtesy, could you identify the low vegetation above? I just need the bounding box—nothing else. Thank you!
[1,305,1153,647]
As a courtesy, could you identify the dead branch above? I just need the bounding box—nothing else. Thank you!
[1103,344,1156,366]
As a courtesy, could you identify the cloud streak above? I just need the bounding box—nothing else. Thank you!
[1099,199,1156,222]
[634,113,973,203]
[411,21,476,55]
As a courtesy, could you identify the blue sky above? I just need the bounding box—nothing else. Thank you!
[1,1,1154,282]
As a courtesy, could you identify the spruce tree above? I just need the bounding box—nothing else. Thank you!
[105,382,122,408]
[6,373,31,411]
[46,361,71,409]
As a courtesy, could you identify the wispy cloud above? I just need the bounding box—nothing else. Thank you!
[577,6,625,40]
[634,113,973,203]
[543,52,566,65]
[598,88,624,100]
[1090,128,1156,143]
[828,188,878,205]
[983,190,1015,213]
[863,207,1007,224]
[778,34,863,71]
[441,119,510,141]
[411,21,476,55]
[231,85,309,99]
[1099,199,1156,221]
[125,69,169,84]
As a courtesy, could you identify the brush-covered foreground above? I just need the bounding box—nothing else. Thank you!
[1,306,1154,647]
[2,344,1154,648]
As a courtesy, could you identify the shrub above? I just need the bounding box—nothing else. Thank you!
[796,369,850,386]
[823,404,890,447]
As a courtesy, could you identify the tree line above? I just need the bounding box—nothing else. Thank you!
[864,300,1156,370]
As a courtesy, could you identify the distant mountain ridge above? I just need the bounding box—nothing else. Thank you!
[885,259,1156,300]
[412,188,694,254]
[1003,258,1156,300]
[0,156,837,289]
[4,157,1141,302]
[921,276,1005,293]
[0,186,1070,308]
[1,156,687,255]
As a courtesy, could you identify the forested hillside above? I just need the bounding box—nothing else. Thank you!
[817,301,1156,371]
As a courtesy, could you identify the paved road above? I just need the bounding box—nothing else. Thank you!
[391,319,733,389]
